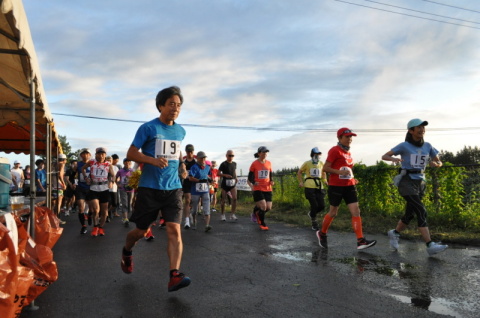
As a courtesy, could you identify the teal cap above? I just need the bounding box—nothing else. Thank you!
[407,118,428,129]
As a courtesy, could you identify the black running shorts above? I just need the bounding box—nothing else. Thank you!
[87,189,110,204]
[327,185,358,206]
[130,187,183,230]
[75,186,89,201]
[253,190,272,203]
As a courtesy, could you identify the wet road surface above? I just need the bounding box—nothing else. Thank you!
[20,213,480,318]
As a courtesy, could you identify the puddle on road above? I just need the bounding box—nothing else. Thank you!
[335,256,417,278]
[267,236,479,318]
[388,293,463,318]
[271,251,311,262]
[333,256,477,318]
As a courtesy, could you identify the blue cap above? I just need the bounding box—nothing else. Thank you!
[407,118,428,129]
[311,147,322,154]
[123,158,131,163]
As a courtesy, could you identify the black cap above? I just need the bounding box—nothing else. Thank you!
[185,144,194,152]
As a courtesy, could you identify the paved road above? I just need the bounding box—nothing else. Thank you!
[19,212,479,318]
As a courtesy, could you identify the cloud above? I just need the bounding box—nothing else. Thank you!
[6,0,478,173]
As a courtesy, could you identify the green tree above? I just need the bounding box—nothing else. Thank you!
[439,150,454,164]
[455,146,480,164]
[59,135,72,157]
[440,146,480,165]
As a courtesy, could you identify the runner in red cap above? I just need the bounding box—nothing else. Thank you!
[316,128,377,250]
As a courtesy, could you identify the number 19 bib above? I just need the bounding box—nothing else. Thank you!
[155,139,180,160]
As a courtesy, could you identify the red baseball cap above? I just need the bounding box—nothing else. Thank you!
[337,127,357,138]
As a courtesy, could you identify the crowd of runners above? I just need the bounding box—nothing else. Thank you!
[9,86,448,293]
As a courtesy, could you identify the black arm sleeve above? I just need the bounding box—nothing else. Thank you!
[248,171,255,184]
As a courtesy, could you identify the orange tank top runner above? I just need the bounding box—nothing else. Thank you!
[249,160,273,192]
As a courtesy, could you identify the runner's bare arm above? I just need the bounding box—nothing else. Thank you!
[81,161,91,178]
[382,150,402,163]
[126,145,168,169]
[108,165,115,187]
[430,155,442,168]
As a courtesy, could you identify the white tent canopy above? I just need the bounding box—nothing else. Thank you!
[0,0,61,155]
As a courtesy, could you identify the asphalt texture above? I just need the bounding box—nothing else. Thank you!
[19,211,480,318]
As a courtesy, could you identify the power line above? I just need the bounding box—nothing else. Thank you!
[365,0,480,25]
[334,0,480,30]
[423,0,480,14]
[52,112,480,133]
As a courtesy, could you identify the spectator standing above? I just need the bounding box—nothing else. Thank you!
[23,165,31,195]
[35,159,47,195]
[52,154,67,224]
[10,160,24,193]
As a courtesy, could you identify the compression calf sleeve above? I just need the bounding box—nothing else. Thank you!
[352,216,364,239]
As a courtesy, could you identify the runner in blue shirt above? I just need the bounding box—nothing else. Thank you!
[189,151,212,232]
[382,118,448,256]
[120,86,191,292]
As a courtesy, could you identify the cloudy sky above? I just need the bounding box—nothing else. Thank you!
[4,0,480,174]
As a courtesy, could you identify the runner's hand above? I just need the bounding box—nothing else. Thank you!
[153,157,169,169]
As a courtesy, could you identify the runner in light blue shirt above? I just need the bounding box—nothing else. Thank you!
[382,118,448,256]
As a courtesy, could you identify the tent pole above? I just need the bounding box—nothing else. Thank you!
[26,75,39,311]
[46,122,51,209]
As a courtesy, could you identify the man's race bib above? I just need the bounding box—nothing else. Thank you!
[309,168,320,178]
[410,154,428,169]
[195,182,209,193]
[155,139,181,160]
[225,179,235,187]
[339,166,353,180]
[91,164,109,182]
[257,170,269,180]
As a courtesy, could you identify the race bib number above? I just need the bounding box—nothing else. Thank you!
[226,179,235,187]
[257,170,269,180]
[410,154,428,169]
[195,182,208,193]
[155,139,180,160]
[339,166,353,180]
[92,166,108,181]
[309,168,320,178]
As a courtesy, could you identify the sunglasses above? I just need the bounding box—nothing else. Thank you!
[227,155,235,157]
[342,130,352,134]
